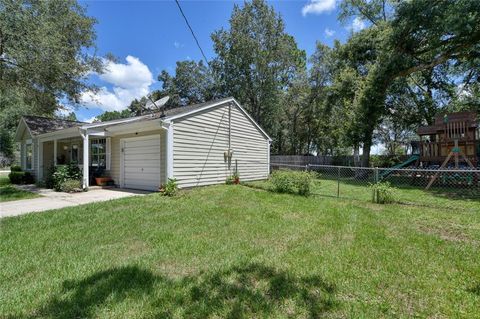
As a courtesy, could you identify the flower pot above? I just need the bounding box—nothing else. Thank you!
[95,177,112,186]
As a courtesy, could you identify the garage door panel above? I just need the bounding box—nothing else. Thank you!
[122,135,161,191]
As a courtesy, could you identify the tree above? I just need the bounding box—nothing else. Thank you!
[0,0,102,159]
[338,0,480,166]
[211,0,306,151]
[94,109,132,122]
[157,60,220,107]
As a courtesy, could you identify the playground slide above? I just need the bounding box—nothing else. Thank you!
[379,155,419,179]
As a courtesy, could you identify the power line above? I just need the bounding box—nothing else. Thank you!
[174,0,210,66]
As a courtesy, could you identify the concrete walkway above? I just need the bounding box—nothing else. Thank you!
[0,185,149,218]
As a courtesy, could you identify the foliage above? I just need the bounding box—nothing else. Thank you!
[158,60,221,107]
[161,178,178,197]
[270,169,314,196]
[369,181,397,204]
[94,109,132,122]
[52,163,82,192]
[59,179,82,193]
[10,165,21,172]
[225,171,240,185]
[211,0,306,148]
[8,166,34,184]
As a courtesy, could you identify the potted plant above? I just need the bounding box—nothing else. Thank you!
[93,167,113,186]
[232,171,240,184]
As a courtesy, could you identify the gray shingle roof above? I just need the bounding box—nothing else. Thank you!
[162,97,233,119]
[22,115,84,136]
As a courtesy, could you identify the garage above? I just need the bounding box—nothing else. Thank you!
[120,135,161,191]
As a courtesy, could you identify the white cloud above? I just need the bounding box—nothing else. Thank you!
[324,28,335,37]
[348,17,366,32]
[80,55,154,112]
[174,41,184,49]
[302,0,336,16]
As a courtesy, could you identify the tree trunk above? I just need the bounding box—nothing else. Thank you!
[361,140,372,167]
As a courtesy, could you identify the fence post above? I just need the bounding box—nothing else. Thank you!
[306,164,309,171]
[337,166,340,197]
[374,167,379,183]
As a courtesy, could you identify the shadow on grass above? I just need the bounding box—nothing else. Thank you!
[33,263,336,318]
[467,284,480,296]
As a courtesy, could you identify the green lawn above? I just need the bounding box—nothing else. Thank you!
[0,175,40,202]
[0,183,479,318]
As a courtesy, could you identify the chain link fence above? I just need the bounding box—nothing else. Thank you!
[270,163,480,206]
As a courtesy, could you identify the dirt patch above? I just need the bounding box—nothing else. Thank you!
[417,225,476,244]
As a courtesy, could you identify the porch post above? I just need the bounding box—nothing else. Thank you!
[53,139,58,165]
[82,130,89,189]
[166,123,174,179]
[38,140,44,180]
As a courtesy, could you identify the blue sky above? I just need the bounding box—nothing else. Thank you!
[72,0,363,122]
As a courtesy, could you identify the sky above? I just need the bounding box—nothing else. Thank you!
[71,0,365,123]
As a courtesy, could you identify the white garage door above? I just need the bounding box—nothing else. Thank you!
[121,135,161,191]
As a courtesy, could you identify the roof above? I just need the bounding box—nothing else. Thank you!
[162,97,234,119]
[18,97,271,141]
[22,115,84,136]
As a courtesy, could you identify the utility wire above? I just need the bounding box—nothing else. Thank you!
[174,0,210,66]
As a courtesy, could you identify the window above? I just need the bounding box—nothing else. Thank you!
[25,142,33,170]
[90,138,106,167]
[71,144,79,163]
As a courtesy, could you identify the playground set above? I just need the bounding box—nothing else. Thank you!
[381,111,480,189]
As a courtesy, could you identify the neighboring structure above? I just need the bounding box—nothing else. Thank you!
[417,111,479,167]
[15,97,271,190]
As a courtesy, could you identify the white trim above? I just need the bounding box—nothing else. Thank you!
[14,117,33,142]
[38,140,44,180]
[165,97,272,141]
[119,134,162,189]
[81,130,89,189]
[105,137,111,170]
[166,123,174,179]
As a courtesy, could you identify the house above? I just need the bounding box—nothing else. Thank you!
[15,97,272,191]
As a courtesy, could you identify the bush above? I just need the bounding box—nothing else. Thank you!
[369,182,397,204]
[52,163,82,191]
[59,179,82,193]
[10,165,22,172]
[8,169,34,184]
[8,171,25,184]
[23,172,34,184]
[270,170,315,196]
[161,178,178,196]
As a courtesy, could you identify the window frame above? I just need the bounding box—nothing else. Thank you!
[90,138,106,168]
[25,141,33,170]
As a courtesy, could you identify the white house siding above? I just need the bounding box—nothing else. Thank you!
[173,103,269,188]
[109,129,166,187]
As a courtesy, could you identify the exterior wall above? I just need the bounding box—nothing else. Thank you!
[172,103,269,188]
[109,129,166,187]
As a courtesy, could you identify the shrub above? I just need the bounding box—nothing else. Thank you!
[52,163,82,191]
[369,182,397,204]
[161,178,178,197]
[225,171,240,185]
[10,165,22,172]
[8,169,34,184]
[270,170,295,193]
[270,170,315,196]
[23,172,34,184]
[59,179,82,193]
[8,171,25,184]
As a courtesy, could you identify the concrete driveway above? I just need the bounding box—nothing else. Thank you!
[0,186,149,218]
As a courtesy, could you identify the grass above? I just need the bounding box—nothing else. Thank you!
[0,183,479,318]
[0,175,40,202]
